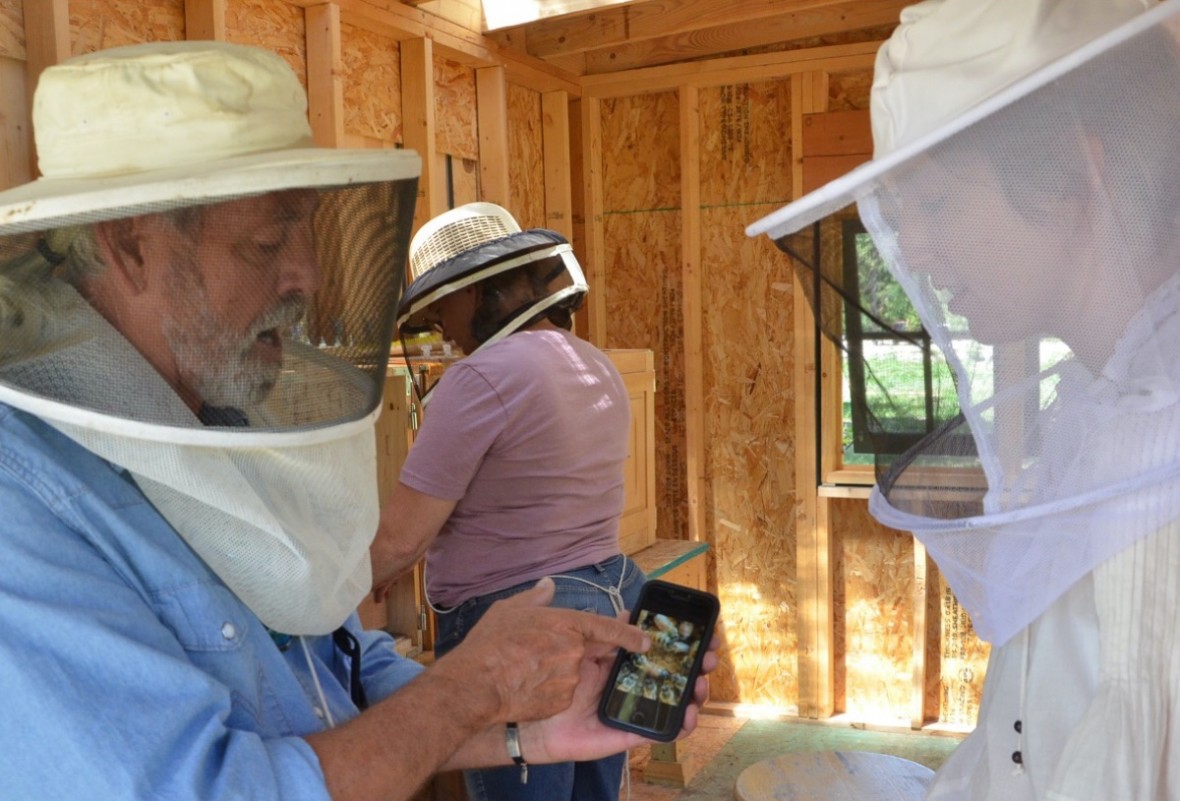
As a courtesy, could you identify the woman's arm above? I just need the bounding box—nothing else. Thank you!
[370,481,456,600]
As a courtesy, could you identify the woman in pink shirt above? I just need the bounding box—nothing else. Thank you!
[372,202,645,801]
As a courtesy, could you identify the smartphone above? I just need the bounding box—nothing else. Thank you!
[598,580,720,741]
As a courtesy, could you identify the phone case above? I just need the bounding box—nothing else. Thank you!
[597,580,719,741]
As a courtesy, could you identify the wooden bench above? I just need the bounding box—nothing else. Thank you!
[631,538,709,590]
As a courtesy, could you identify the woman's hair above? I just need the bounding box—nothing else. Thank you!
[469,255,584,345]
[0,207,207,361]
[959,26,1180,248]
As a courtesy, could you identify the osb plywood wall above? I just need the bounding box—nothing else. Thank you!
[65,0,306,77]
[699,80,798,707]
[938,567,989,725]
[71,0,182,50]
[590,61,990,722]
[226,0,306,83]
[343,23,401,145]
[594,81,802,707]
[599,91,686,542]
[507,83,545,229]
[436,55,480,207]
[435,56,476,160]
[0,1,27,192]
[0,1,20,59]
[832,498,915,723]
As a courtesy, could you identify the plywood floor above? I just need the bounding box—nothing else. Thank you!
[625,713,964,801]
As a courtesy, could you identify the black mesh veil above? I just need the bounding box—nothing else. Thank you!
[775,207,979,521]
[0,179,416,436]
[0,170,419,635]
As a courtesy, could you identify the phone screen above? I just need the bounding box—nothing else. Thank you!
[598,580,719,741]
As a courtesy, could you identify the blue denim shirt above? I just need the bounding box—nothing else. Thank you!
[0,404,423,799]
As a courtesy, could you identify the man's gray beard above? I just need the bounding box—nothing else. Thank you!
[164,253,305,410]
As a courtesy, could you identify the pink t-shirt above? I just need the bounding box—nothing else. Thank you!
[399,329,630,606]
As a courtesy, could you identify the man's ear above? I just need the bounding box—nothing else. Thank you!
[93,218,151,294]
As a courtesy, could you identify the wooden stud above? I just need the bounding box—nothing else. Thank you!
[293,0,581,95]
[582,1,906,75]
[808,70,835,721]
[582,41,878,98]
[305,3,344,148]
[568,97,588,340]
[21,0,68,179]
[184,0,226,41]
[402,37,446,235]
[791,70,837,719]
[0,58,31,192]
[911,539,932,729]
[541,90,573,242]
[475,66,510,205]
[523,0,861,57]
[679,83,705,548]
[578,96,607,346]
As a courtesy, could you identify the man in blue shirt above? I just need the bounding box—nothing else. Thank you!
[0,41,713,800]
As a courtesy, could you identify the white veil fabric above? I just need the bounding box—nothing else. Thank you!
[750,0,1180,648]
[751,2,1180,796]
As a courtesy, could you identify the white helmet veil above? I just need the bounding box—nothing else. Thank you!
[748,1,1180,645]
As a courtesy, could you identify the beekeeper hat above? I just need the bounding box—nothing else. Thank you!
[397,202,585,334]
[395,202,588,402]
[746,0,1152,241]
[0,39,420,235]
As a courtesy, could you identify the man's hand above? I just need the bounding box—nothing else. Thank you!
[429,578,652,725]
[519,630,721,765]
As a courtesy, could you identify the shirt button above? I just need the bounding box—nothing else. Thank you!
[313,707,326,719]
[1014,719,1022,734]
[221,622,236,640]
[1012,751,1023,765]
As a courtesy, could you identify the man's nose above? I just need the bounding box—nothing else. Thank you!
[278,228,322,298]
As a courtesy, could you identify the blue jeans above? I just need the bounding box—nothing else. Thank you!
[433,555,646,801]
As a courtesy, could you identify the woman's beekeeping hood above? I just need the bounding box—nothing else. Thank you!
[746,0,1180,646]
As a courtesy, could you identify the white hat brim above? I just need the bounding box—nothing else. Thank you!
[0,146,422,235]
[746,0,1172,241]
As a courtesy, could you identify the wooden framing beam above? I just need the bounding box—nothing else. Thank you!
[407,0,483,32]
[0,59,30,192]
[582,40,879,97]
[792,69,833,720]
[401,37,447,234]
[568,96,588,340]
[476,66,510,206]
[522,0,868,58]
[911,540,932,728]
[21,0,68,179]
[679,83,706,547]
[582,0,905,75]
[305,3,345,147]
[578,96,606,345]
[282,0,581,94]
[185,0,226,41]
[541,90,573,241]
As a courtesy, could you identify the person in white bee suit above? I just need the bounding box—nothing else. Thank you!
[749,0,1180,798]
[0,40,714,801]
